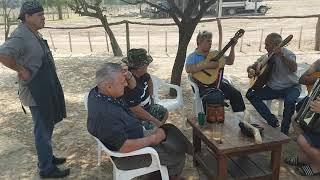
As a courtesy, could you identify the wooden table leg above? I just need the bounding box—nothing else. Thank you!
[193,128,201,166]
[217,154,227,180]
[271,146,282,180]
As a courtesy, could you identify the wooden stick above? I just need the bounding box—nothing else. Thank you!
[68,32,72,52]
[104,31,110,52]
[259,29,264,52]
[126,22,130,54]
[298,26,303,49]
[280,28,283,36]
[165,30,168,55]
[240,35,244,52]
[48,31,56,52]
[88,31,93,52]
[147,30,150,54]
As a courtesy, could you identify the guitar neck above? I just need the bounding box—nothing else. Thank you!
[210,40,235,61]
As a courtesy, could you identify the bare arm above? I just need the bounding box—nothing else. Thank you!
[0,55,30,80]
[130,105,162,127]
[119,128,166,153]
[281,55,297,72]
[299,60,320,85]
[147,78,154,104]
[126,71,136,89]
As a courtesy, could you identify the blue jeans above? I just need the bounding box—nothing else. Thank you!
[246,86,300,135]
[29,106,55,174]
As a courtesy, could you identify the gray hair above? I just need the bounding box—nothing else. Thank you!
[196,31,212,45]
[96,63,122,85]
[266,33,282,45]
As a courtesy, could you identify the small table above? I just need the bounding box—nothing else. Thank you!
[188,114,290,180]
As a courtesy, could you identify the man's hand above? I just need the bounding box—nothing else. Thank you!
[248,68,256,78]
[150,128,166,145]
[310,97,320,113]
[18,67,31,81]
[273,46,283,57]
[204,61,219,69]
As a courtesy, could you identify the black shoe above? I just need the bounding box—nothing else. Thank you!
[40,166,70,179]
[53,156,66,165]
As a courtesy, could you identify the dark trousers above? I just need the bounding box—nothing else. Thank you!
[29,106,55,174]
[200,81,246,112]
[246,86,300,135]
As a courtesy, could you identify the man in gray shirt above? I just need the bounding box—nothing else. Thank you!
[0,1,69,178]
[246,33,300,135]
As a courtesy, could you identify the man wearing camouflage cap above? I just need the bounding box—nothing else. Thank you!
[0,1,69,178]
[122,48,168,130]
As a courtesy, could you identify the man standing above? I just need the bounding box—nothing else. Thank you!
[246,33,300,135]
[0,1,69,178]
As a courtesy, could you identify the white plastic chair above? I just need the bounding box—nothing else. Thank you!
[187,75,204,117]
[84,92,169,180]
[151,75,183,112]
[265,63,310,116]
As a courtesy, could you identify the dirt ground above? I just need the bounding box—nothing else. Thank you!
[1,0,320,179]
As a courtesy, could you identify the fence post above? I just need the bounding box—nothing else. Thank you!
[68,32,72,52]
[88,31,93,52]
[165,30,168,55]
[298,26,303,49]
[126,21,130,54]
[259,29,264,52]
[217,19,223,51]
[240,35,244,52]
[49,31,56,52]
[280,28,283,36]
[315,16,320,51]
[147,30,150,54]
[105,31,110,52]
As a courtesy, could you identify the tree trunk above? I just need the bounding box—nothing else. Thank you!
[315,16,320,51]
[101,18,123,56]
[57,2,63,20]
[170,22,197,95]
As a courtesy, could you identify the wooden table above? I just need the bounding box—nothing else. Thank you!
[188,114,290,180]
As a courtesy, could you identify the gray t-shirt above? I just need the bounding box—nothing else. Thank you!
[0,23,45,106]
[267,48,300,91]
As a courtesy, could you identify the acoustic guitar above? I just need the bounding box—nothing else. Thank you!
[192,29,245,85]
[249,35,293,89]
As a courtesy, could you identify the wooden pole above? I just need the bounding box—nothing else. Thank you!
[315,16,320,51]
[165,30,168,55]
[217,19,222,51]
[68,32,72,52]
[147,30,150,54]
[280,28,283,36]
[259,29,264,52]
[105,31,110,52]
[88,31,93,52]
[240,35,244,52]
[125,22,130,54]
[298,26,303,49]
[48,31,56,52]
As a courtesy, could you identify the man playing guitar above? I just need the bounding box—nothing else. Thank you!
[246,33,300,135]
[185,30,245,115]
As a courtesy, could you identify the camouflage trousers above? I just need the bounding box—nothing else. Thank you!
[142,104,168,130]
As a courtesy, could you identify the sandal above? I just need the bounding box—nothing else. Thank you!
[284,156,305,166]
[296,164,320,176]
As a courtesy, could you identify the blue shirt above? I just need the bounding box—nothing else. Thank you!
[185,51,206,65]
[87,87,144,151]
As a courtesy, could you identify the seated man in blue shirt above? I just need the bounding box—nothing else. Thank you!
[87,63,191,180]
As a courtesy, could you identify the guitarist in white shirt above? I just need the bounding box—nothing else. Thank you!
[246,33,300,135]
[185,31,246,115]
